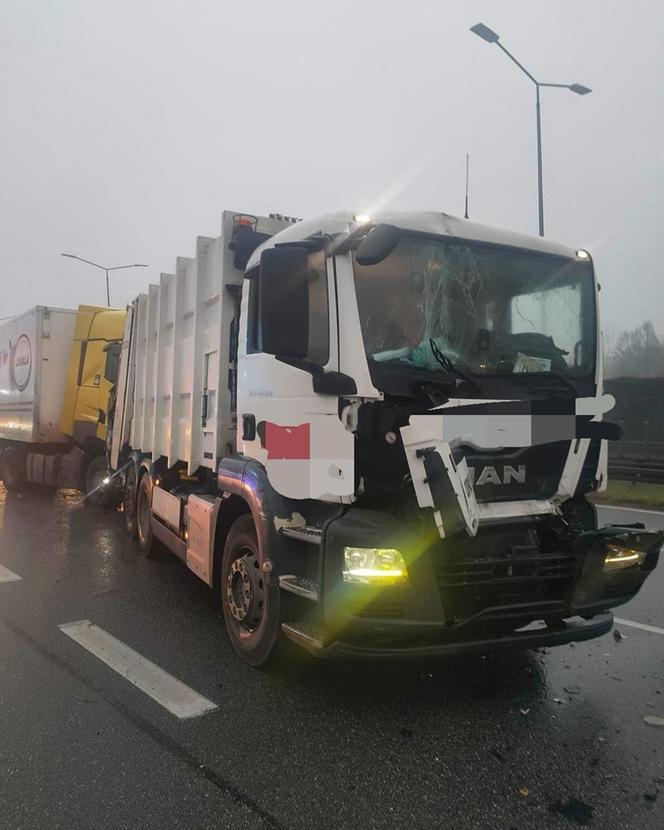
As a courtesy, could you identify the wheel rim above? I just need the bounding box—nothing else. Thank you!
[226,544,265,633]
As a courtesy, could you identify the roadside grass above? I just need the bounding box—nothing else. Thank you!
[590,479,664,509]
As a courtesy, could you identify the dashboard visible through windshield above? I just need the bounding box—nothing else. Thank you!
[352,233,596,391]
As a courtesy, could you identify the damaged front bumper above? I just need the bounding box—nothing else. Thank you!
[294,508,663,659]
[283,612,614,659]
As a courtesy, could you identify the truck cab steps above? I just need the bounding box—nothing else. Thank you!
[281,621,326,654]
[280,525,322,545]
[278,575,319,601]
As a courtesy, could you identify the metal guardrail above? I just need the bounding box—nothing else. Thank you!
[608,461,664,484]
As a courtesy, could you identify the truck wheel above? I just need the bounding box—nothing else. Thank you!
[221,515,280,666]
[1,447,26,492]
[124,465,138,538]
[136,473,160,557]
[84,455,110,507]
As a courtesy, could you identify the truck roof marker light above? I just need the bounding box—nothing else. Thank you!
[576,249,590,260]
[232,214,258,231]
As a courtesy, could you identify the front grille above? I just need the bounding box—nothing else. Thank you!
[438,547,577,588]
[431,528,580,624]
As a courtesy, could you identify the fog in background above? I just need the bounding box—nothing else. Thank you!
[1,0,662,346]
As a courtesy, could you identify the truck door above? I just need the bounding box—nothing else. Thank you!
[237,249,355,502]
[72,339,108,442]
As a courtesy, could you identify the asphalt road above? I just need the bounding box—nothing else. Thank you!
[1,489,663,830]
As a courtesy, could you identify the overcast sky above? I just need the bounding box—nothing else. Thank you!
[1,0,662,342]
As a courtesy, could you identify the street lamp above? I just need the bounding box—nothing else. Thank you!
[60,254,148,306]
[470,22,592,237]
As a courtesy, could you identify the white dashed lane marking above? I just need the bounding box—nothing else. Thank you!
[0,564,22,583]
[59,620,218,719]
[614,617,664,637]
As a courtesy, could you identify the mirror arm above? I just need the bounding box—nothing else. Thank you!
[274,356,358,396]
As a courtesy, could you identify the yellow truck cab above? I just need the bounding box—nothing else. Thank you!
[60,305,126,445]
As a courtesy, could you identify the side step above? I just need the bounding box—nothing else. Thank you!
[278,575,319,602]
[281,622,326,654]
[280,525,322,545]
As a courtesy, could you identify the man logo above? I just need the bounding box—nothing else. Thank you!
[468,465,526,486]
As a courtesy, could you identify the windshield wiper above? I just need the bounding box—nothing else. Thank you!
[429,339,482,394]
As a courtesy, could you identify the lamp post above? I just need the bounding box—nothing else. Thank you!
[470,22,591,237]
[60,254,148,306]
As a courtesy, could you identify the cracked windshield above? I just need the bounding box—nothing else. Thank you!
[354,236,596,377]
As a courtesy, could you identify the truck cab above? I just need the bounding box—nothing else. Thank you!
[114,211,663,665]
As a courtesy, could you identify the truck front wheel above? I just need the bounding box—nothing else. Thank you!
[220,515,280,666]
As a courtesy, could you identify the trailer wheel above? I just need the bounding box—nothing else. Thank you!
[221,515,280,666]
[136,473,160,557]
[1,447,26,492]
[124,465,138,538]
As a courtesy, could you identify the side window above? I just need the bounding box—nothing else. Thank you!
[246,251,330,366]
[305,250,329,366]
[104,342,121,383]
[246,268,261,354]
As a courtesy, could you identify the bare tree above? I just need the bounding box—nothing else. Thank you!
[607,320,664,378]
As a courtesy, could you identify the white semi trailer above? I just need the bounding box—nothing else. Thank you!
[110,209,662,665]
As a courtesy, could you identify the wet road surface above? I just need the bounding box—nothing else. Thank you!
[1,488,663,829]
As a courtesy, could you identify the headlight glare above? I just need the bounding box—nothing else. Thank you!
[343,547,408,585]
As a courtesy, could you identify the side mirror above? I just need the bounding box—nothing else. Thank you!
[355,223,401,266]
[258,247,309,358]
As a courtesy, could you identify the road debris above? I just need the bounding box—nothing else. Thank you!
[643,715,664,727]
[613,628,625,641]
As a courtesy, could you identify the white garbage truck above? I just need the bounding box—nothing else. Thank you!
[109,209,663,665]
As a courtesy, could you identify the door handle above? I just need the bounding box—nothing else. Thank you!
[201,391,209,428]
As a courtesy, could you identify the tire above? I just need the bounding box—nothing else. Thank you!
[1,447,26,492]
[84,455,111,507]
[124,464,138,538]
[220,515,281,667]
[136,472,161,558]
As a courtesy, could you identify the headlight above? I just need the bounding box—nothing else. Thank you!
[343,547,408,585]
[603,544,644,572]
